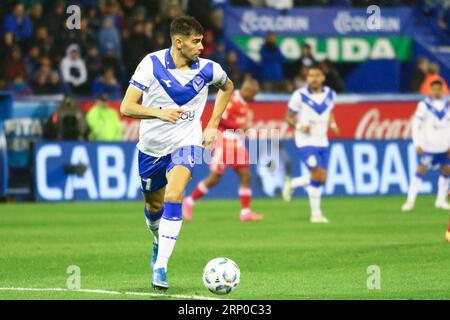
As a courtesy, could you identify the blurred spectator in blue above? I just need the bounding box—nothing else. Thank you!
[209,42,227,67]
[103,0,124,30]
[3,3,33,44]
[7,73,33,97]
[99,17,122,60]
[259,31,285,92]
[3,46,27,83]
[225,50,242,88]
[418,0,442,16]
[103,46,124,82]
[60,44,88,95]
[438,2,450,33]
[25,45,41,78]
[32,55,63,95]
[90,68,122,100]
[86,45,103,84]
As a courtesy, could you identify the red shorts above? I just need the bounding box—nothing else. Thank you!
[209,138,249,174]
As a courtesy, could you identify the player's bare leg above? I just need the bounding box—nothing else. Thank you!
[283,174,310,202]
[435,165,450,210]
[143,188,165,270]
[152,165,191,290]
[183,171,223,221]
[236,167,263,221]
[402,165,428,212]
[308,167,329,223]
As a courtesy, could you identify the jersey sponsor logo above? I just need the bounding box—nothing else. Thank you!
[180,111,195,121]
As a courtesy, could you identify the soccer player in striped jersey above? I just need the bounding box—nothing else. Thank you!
[402,80,450,212]
[283,65,339,223]
[120,16,233,290]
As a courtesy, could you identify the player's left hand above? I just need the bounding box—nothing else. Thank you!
[332,125,340,135]
[202,127,218,150]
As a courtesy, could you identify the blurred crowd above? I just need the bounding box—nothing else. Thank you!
[0,0,220,98]
[0,0,449,99]
[231,0,420,8]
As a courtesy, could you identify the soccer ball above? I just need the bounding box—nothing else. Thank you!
[202,257,240,295]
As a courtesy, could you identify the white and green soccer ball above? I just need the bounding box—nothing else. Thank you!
[202,257,240,295]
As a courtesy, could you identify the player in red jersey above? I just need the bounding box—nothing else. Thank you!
[182,79,263,221]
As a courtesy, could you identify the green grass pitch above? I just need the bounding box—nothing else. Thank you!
[0,195,449,300]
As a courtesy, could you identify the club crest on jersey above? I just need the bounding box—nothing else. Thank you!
[193,75,205,92]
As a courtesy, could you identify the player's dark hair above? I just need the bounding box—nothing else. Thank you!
[430,79,443,87]
[308,64,325,74]
[170,16,204,38]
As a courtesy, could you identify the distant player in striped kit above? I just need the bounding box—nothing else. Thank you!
[402,80,450,212]
[283,65,339,223]
[183,79,263,221]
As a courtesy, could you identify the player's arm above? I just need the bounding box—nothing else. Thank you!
[412,102,427,155]
[285,91,309,132]
[120,85,186,123]
[285,110,297,129]
[203,78,234,149]
[328,112,339,135]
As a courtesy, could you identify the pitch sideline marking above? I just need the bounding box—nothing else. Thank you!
[0,287,226,300]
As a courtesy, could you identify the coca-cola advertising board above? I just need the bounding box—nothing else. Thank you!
[80,99,417,141]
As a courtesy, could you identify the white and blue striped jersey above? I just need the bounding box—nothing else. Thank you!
[288,86,336,147]
[130,48,228,157]
[412,97,450,153]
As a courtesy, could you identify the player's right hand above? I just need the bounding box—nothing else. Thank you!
[157,108,186,123]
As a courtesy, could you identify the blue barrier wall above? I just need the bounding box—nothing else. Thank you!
[0,122,7,198]
[0,92,13,197]
[33,140,439,202]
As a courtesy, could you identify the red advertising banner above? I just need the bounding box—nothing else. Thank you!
[80,99,418,141]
